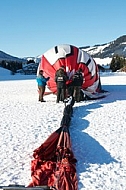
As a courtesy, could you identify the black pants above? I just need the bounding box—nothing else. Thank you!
[57,87,66,102]
[73,86,81,102]
[66,86,74,97]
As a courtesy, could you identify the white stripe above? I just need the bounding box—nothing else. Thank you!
[85,79,99,93]
[44,44,71,65]
[78,49,96,77]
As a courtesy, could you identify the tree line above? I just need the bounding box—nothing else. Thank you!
[0,59,36,75]
[0,60,23,74]
[110,55,126,72]
[0,55,126,74]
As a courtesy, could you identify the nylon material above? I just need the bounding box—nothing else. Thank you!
[65,47,78,79]
[86,79,99,92]
[44,48,59,65]
[77,49,90,63]
[87,59,96,76]
[28,100,78,189]
[37,63,41,76]
[82,74,98,88]
[57,44,71,56]
[77,50,96,77]
[44,45,71,65]
[53,59,65,72]
[37,44,100,94]
[40,56,56,76]
[65,49,77,68]
[67,69,75,79]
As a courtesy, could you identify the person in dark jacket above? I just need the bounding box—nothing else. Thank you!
[36,70,50,102]
[55,66,68,103]
[72,69,83,102]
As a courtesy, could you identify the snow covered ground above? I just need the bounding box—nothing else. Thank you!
[0,68,126,190]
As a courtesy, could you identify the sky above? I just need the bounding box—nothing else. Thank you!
[0,67,126,189]
[0,0,126,58]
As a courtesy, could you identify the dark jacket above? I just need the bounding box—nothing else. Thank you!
[72,71,83,86]
[55,69,68,88]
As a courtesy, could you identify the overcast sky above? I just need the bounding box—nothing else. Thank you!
[0,0,126,57]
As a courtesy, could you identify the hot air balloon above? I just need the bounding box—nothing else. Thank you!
[28,45,108,189]
[37,44,104,99]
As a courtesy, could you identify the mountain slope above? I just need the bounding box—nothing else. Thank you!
[1,35,126,62]
[0,50,26,62]
[80,35,126,58]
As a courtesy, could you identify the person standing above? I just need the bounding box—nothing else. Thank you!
[55,66,68,103]
[72,69,83,102]
[36,70,50,102]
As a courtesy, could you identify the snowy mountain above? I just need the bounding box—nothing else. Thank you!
[0,35,126,66]
[80,35,126,59]
[0,50,41,64]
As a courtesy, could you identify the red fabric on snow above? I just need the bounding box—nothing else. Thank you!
[28,126,78,190]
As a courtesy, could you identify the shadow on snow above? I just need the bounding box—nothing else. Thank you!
[70,84,126,177]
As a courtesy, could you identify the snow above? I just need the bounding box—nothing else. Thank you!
[83,43,110,55]
[94,57,112,66]
[0,67,126,190]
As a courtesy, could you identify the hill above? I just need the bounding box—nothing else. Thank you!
[0,35,126,63]
[80,35,126,59]
[0,50,26,63]
[1,35,126,71]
